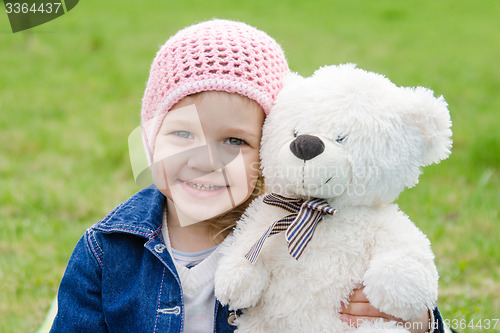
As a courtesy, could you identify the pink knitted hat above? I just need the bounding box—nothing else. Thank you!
[141,19,289,161]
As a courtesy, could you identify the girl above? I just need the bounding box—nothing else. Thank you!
[51,19,443,332]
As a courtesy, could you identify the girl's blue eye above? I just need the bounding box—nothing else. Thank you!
[172,131,192,139]
[225,137,246,146]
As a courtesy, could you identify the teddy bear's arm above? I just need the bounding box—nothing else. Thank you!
[215,198,276,310]
[362,206,438,321]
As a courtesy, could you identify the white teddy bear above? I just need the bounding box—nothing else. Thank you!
[215,64,452,332]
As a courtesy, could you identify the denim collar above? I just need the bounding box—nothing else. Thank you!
[93,185,165,239]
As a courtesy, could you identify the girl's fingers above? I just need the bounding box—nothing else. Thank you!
[348,288,369,302]
[340,301,397,319]
[341,288,430,333]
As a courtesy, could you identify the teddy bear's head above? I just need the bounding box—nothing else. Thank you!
[260,64,452,207]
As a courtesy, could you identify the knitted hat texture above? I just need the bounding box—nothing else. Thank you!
[141,19,289,160]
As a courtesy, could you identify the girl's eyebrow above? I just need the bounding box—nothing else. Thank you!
[161,118,199,129]
[224,126,260,141]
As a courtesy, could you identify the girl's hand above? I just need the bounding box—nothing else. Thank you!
[340,288,431,333]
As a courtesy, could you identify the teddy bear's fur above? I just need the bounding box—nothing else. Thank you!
[214,64,452,332]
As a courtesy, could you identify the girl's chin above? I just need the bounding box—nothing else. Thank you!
[172,199,235,227]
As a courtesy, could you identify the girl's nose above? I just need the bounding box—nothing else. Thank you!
[186,144,214,172]
[208,142,241,170]
[186,142,240,172]
[189,142,239,171]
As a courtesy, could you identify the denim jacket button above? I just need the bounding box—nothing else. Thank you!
[154,243,166,253]
[227,311,238,326]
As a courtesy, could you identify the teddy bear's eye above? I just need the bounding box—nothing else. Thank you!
[293,130,299,138]
[336,134,348,143]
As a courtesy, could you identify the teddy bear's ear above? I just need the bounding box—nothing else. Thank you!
[400,86,453,166]
[281,71,304,87]
[269,71,304,114]
[283,72,304,87]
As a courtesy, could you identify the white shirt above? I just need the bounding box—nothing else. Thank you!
[161,211,224,333]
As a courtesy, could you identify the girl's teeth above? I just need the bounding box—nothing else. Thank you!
[186,182,223,191]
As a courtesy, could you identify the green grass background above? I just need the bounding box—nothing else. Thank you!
[1,0,499,331]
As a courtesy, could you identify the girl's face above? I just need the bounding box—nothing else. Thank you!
[152,91,264,226]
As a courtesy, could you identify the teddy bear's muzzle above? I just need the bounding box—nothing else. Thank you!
[289,134,325,161]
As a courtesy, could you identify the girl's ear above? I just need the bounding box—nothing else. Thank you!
[400,86,453,166]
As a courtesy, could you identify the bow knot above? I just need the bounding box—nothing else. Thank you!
[245,193,337,263]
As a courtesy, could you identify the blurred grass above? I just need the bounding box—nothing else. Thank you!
[1,0,499,331]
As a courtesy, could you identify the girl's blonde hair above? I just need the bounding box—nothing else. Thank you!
[209,174,266,242]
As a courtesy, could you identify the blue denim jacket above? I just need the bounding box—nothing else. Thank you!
[50,186,237,332]
[51,186,445,332]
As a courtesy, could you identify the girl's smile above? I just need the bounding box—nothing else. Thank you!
[179,179,228,198]
[183,181,225,192]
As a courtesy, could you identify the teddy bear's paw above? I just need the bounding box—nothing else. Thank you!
[363,255,437,320]
[215,255,268,309]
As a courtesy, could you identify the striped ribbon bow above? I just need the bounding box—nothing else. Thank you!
[245,193,337,263]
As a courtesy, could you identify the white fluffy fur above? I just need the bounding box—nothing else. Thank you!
[215,64,452,332]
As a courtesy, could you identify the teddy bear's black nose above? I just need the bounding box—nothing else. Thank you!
[290,134,325,161]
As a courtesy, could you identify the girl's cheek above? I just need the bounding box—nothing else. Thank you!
[225,156,259,199]
[153,139,180,163]
[151,161,169,193]
[151,158,181,195]
[241,150,261,177]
